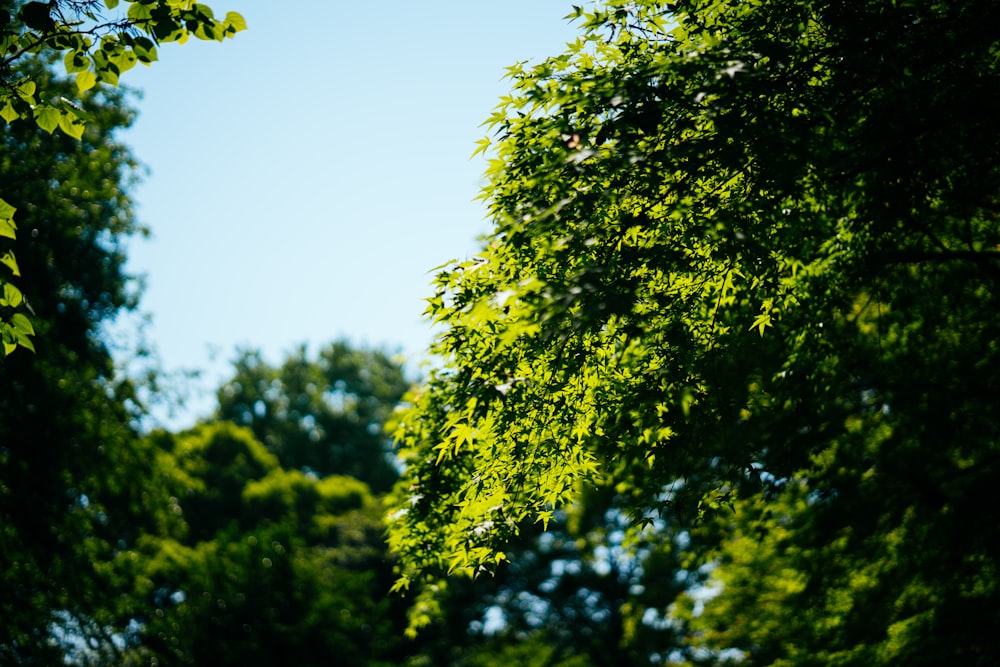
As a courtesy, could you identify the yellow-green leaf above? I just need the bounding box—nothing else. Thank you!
[34,107,60,134]
[11,313,34,336]
[0,100,18,123]
[76,70,97,92]
[3,282,23,307]
[1,250,20,276]
[15,81,36,99]
[0,197,15,222]
[58,111,85,139]
[225,11,247,32]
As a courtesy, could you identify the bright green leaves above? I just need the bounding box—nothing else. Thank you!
[0,235,34,352]
[31,102,85,138]
[1,0,248,155]
[388,0,799,588]
[388,0,1000,652]
[0,197,32,356]
[1,312,35,355]
[749,297,775,336]
[0,198,15,241]
[0,273,35,354]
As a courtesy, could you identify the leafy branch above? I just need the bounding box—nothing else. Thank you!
[0,0,245,357]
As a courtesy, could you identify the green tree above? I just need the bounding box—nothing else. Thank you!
[670,277,1000,665]
[216,342,410,493]
[1,0,244,355]
[132,422,410,666]
[0,56,173,663]
[387,0,1000,661]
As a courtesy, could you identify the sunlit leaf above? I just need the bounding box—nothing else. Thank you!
[75,69,97,92]
[33,106,59,134]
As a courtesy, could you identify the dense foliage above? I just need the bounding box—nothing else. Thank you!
[387,0,1000,662]
[5,0,1000,664]
[0,58,153,663]
[216,343,409,493]
[130,422,410,666]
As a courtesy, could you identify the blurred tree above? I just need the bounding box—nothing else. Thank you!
[131,422,410,666]
[216,342,410,493]
[0,56,167,663]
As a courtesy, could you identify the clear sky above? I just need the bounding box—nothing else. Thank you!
[119,1,581,425]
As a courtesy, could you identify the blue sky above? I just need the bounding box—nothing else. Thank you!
[119,1,581,424]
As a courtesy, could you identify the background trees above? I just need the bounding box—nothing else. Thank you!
[215,343,409,493]
[131,421,409,666]
[388,0,1000,663]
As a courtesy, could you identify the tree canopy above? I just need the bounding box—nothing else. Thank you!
[1,0,244,355]
[387,0,1000,660]
[216,343,410,493]
[131,422,409,666]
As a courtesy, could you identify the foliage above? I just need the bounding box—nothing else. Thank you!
[387,0,1000,660]
[0,0,244,356]
[409,489,701,666]
[0,55,164,663]
[216,342,410,493]
[671,268,1000,665]
[130,422,410,666]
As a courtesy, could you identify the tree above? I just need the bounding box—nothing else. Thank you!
[1,0,245,355]
[130,422,411,666]
[387,0,1000,661]
[216,342,410,493]
[0,56,172,663]
[124,343,415,664]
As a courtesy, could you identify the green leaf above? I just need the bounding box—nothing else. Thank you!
[75,70,97,92]
[749,299,774,336]
[11,312,34,336]
[0,100,18,123]
[64,50,90,74]
[33,106,59,134]
[3,282,23,307]
[58,110,85,139]
[132,36,158,63]
[127,2,153,22]
[1,250,20,276]
[0,197,15,221]
[224,11,247,32]
[15,80,36,100]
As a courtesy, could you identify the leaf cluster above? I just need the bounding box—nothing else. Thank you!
[387,0,1000,656]
[0,0,245,357]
